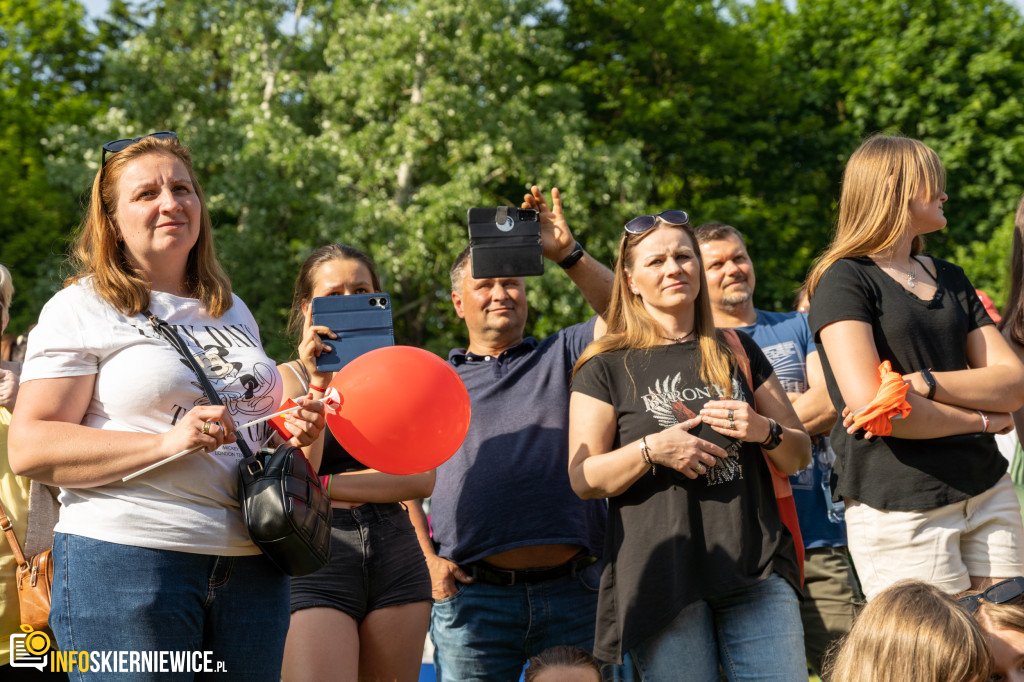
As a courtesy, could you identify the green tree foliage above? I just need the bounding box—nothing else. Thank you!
[9,0,1024,355]
[744,0,1024,305]
[0,0,101,335]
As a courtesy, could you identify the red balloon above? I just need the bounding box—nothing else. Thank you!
[325,346,471,475]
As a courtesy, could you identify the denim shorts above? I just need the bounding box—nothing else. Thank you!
[289,502,431,621]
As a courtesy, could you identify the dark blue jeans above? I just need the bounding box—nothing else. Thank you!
[50,533,289,681]
[430,561,601,682]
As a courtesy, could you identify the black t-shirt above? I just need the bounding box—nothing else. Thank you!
[318,427,368,476]
[572,333,800,662]
[808,256,1004,510]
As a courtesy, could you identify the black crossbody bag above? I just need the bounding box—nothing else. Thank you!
[147,311,332,577]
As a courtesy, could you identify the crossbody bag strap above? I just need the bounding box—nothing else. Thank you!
[722,329,793,497]
[0,497,29,569]
[145,310,255,460]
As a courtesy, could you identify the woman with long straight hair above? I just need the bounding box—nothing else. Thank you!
[806,134,1024,601]
[568,211,811,680]
[279,244,433,682]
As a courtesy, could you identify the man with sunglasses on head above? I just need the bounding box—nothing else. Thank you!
[407,186,614,682]
[695,222,862,681]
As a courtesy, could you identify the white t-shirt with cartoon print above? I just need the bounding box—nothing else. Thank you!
[21,279,283,554]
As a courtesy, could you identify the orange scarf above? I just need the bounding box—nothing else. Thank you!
[850,360,913,437]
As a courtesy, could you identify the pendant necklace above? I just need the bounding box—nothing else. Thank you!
[884,261,918,289]
[663,329,695,343]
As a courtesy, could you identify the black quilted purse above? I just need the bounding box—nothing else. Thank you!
[148,312,332,577]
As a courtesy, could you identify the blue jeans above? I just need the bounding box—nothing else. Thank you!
[430,562,600,682]
[50,533,289,682]
[631,574,805,682]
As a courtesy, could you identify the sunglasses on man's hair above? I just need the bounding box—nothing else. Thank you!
[101,131,178,166]
[957,576,1024,613]
[624,209,690,235]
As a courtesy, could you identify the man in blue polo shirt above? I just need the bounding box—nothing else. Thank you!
[695,222,861,680]
[409,187,612,682]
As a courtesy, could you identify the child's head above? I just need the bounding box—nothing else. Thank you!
[524,646,602,682]
[966,578,1024,682]
[825,580,992,682]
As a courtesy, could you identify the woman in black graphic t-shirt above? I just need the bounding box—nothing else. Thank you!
[805,135,1024,602]
[568,212,811,679]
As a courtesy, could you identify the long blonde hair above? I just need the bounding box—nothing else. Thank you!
[805,135,946,296]
[573,222,733,395]
[825,580,992,682]
[67,135,233,317]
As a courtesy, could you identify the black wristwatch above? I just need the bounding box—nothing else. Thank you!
[557,241,585,270]
[760,418,783,450]
[920,367,937,400]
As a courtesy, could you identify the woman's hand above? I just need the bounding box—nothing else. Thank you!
[0,367,19,409]
[297,320,336,389]
[646,417,730,479]
[158,405,237,458]
[279,396,326,448]
[700,399,770,444]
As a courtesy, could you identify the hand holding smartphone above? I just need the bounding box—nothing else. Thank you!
[467,206,543,278]
[311,294,394,372]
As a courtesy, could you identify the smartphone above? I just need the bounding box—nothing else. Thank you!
[311,294,394,372]
[467,206,544,278]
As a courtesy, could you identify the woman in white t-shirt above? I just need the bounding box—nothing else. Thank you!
[8,132,324,679]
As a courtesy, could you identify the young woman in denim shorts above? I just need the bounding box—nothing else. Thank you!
[806,135,1024,600]
[279,244,433,682]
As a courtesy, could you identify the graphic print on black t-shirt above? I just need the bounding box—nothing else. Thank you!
[641,372,744,486]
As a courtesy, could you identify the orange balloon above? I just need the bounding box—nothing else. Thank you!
[326,346,471,475]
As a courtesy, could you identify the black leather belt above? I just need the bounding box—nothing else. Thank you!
[464,554,597,586]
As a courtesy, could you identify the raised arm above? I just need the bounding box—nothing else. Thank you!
[819,320,1012,438]
[902,325,1024,413]
[524,185,613,338]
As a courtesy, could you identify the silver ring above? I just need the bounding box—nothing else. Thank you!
[729,418,736,430]
[727,409,734,420]
[202,422,211,435]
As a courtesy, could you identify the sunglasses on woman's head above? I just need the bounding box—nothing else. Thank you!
[957,576,1024,613]
[101,131,178,167]
[624,209,690,234]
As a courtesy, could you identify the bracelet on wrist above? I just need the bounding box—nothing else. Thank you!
[920,367,937,401]
[640,436,657,476]
[557,241,585,270]
[977,410,990,433]
[760,418,783,450]
[309,383,328,393]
